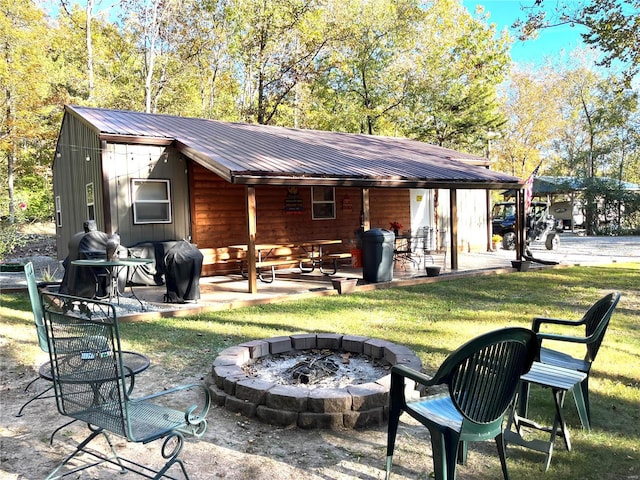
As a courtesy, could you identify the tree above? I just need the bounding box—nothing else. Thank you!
[516,0,640,84]
[396,0,510,152]
[173,0,239,119]
[491,65,566,178]
[309,0,421,135]
[120,0,185,113]
[226,0,330,125]
[0,1,57,223]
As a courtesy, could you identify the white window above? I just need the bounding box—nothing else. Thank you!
[131,179,172,224]
[55,196,62,227]
[86,183,95,221]
[311,187,335,220]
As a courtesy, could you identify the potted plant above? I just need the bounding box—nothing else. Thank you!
[389,221,403,236]
[491,234,502,250]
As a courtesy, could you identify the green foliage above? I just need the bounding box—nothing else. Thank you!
[0,221,26,261]
[1,0,639,217]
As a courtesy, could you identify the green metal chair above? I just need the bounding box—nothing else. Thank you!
[16,262,57,416]
[518,291,621,425]
[18,262,101,414]
[385,327,537,480]
[42,292,211,480]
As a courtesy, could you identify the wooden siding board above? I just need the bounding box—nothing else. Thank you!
[190,163,415,276]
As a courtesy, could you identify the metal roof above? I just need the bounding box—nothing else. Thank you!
[64,105,522,189]
[533,176,640,194]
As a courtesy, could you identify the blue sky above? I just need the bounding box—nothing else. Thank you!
[462,0,589,67]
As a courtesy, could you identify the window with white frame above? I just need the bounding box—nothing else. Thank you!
[311,187,335,220]
[86,183,95,221]
[131,179,172,224]
[55,196,62,227]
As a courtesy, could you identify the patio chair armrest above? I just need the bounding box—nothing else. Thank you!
[537,331,589,344]
[532,315,584,332]
[123,365,136,396]
[391,364,437,387]
[137,383,211,437]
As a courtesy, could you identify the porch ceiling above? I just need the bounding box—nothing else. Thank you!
[66,105,523,190]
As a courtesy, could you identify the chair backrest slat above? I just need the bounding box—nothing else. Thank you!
[446,328,537,424]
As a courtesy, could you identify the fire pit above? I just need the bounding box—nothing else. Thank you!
[205,333,422,429]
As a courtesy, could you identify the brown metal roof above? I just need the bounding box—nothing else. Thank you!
[65,105,522,189]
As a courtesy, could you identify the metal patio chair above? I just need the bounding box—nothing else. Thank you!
[386,327,537,480]
[16,262,60,417]
[42,292,211,480]
[518,291,621,425]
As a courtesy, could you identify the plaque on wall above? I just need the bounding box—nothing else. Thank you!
[284,187,304,214]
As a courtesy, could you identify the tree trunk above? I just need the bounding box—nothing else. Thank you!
[86,0,94,101]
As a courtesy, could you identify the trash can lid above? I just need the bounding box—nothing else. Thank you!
[362,228,395,241]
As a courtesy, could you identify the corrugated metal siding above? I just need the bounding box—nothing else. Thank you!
[66,105,521,187]
[104,144,191,246]
[53,114,105,260]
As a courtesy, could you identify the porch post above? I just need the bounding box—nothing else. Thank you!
[449,189,458,270]
[516,189,524,261]
[246,186,258,293]
[486,189,492,252]
[362,188,370,230]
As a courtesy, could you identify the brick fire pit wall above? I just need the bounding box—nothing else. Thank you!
[205,333,422,429]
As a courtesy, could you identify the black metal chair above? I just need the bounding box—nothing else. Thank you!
[518,291,621,424]
[42,292,210,479]
[385,327,537,480]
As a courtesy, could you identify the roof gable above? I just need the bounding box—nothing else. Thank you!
[64,105,521,189]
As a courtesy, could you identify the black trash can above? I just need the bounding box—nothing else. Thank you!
[362,228,395,283]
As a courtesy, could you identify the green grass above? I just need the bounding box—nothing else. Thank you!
[2,263,639,479]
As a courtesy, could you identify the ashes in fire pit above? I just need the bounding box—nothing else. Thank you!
[244,350,389,388]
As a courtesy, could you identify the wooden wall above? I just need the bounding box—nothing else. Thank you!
[189,163,412,276]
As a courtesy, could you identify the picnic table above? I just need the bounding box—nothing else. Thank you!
[229,240,349,283]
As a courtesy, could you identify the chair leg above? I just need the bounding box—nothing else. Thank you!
[456,440,467,465]
[572,382,591,432]
[153,432,189,480]
[23,375,41,392]
[385,405,402,479]
[16,384,53,417]
[495,432,511,480]
[516,381,530,418]
[49,419,78,446]
[429,427,460,480]
[45,429,103,479]
[580,377,590,425]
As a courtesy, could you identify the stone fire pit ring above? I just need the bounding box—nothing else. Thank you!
[205,333,422,429]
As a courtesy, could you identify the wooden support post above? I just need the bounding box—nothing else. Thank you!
[449,189,458,271]
[362,188,370,231]
[246,186,257,293]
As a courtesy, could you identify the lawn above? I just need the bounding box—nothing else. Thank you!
[1,263,639,479]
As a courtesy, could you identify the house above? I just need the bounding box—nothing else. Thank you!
[52,105,522,292]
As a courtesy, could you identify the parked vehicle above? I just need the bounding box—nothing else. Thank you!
[492,201,560,251]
